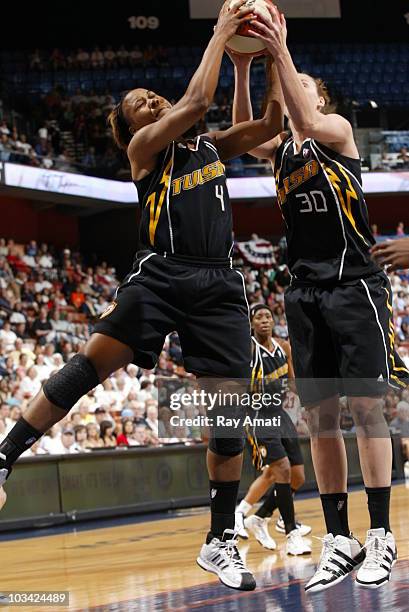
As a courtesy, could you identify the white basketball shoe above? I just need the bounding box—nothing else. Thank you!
[286,528,312,556]
[197,529,256,591]
[305,534,365,593]
[355,528,397,588]
[276,515,312,536]
[244,515,277,550]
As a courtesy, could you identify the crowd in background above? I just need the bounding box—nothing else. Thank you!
[0,235,409,461]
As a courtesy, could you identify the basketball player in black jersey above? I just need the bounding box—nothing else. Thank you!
[0,1,287,593]
[230,3,409,592]
[235,304,311,556]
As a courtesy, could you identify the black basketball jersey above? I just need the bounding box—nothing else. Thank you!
[274,136,380,284]
[251,336,289,398]
[134,135,233,259]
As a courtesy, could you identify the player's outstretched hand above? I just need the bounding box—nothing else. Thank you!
[247,3,287,58]
[0,486,7,512]
[215,0,254,43]
[371,238,409,272]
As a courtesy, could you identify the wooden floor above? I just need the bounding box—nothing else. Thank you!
[0,483,409,611]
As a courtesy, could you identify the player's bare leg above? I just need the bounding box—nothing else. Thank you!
[349,396,396,588]
[307,396,348,496]
[305,396,364,592]
[244,463,278,505]
[197,374,256,591]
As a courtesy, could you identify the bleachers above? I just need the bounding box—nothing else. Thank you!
[1,43,409,107]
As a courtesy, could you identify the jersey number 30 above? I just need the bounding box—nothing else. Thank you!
[296,190,328,214]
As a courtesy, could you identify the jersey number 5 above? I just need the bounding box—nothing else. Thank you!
[296,190,328,214]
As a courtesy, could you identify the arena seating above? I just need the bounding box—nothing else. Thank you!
[2,43,409,107]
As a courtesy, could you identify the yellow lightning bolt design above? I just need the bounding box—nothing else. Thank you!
[384,288,409,381]
[147,156,173,246]
[324,162,369,246]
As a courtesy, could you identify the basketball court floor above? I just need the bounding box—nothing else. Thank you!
[0,483,408,611]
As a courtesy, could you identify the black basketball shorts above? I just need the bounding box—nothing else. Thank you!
[93,251,252,378]
[247,409,304,470]
[285,272,409,405]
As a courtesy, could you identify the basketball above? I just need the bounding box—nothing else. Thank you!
[226,0,274,56]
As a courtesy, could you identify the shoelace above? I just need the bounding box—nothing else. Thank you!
[313,536,337,573]
[361,536,386,570]
[218,538,247,570]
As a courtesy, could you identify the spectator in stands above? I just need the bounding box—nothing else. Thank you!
[0,134,11,162]
[145,401,159,434]
[389,401,409,436]
[100,420,117,448]
[0,321,17,351]
[398,147,409,168]
[86,422,104,449]
[371,224,379,238]
[56,148,75,172]
[56,428,78,454]
[82,147,97,169]
[116,419,138,446]
[129,45,143,65]
[91,46,104,69]
[77,48,90,67]
[133,424,149,446]
[73,425,90,452]
[40,424,62,453]
[29,49,43,70]
[22,440,47,457]
[0,121,10,136]
[20,366,41,399]
[117,45,129,66]
[32,308,52,345]
[50,48,66,70]
[104,45,116,67]
[397,222,405,237]
[93,406,109,426]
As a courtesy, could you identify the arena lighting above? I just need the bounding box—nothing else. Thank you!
[369,100,379,109]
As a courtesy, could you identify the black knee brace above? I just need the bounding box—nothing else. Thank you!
[43,354,100,412]
[208,435,245,457]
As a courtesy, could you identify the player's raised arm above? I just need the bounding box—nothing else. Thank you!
[229,50,285,161]
[248,5,356,153]
[209,56,285,162]
[123,1,253,172]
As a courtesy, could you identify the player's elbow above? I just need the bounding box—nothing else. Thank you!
[293,118,319,135]
[184,94,209,117]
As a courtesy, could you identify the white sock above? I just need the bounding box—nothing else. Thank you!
[236,500,253,516]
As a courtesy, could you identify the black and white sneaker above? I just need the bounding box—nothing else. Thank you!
[197,529,256,591]
[305,533,365,593]
[356,528,397,588]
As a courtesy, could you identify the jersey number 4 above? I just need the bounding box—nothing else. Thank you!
[215,185,225,212]
[296,190,328,214]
